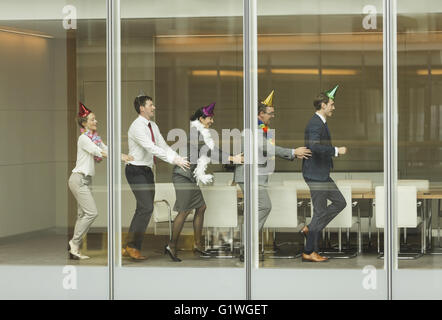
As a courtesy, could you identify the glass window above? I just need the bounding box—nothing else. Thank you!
[115,0,246,299]
[394,0,442,299]
[0,1,109,298]
[2,0,441,301]
[252,0,387,299]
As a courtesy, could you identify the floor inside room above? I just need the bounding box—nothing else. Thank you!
[0,228,440,270]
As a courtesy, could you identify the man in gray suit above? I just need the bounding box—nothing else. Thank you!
[234,91,311,232]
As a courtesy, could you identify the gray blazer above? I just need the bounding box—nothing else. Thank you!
[234,128,295,186]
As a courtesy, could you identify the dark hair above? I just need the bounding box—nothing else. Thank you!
[77,112,92,128]
[257,102,269,115]
[313,93,330,110]
[134,95,153,114]
[190,107,210,121]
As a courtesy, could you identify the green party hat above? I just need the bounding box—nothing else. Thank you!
[325,85,339,100]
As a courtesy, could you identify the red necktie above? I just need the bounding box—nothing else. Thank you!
[148,122,157,164]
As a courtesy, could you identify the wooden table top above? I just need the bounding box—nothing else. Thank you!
[238,190,442,200]
[362,191,442,199]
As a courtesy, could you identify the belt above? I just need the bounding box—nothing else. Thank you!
[127,163,152,171]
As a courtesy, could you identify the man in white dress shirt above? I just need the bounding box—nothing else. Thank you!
[123,95,190,260]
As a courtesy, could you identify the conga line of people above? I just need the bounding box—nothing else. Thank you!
[69,86,347,263]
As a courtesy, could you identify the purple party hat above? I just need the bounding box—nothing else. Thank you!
[202,102,216,117]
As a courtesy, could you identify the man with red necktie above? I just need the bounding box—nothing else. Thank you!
[123,95,190,260]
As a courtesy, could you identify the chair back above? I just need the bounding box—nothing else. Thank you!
[201,185,238,228]
[398,180,429,192]
[213,172,234,186]
[264,185,298,228]
[283,179,309,192]
[153,183,181,222]
[375,186,418,228]
[310,183,353,228]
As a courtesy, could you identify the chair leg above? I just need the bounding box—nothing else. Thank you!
[230,227,234,253]
[261,229,265,254]
[358,206,362,254]
[421,205,425,254]
[168,206,172,242]
[368,200,373,246]
[322,229,326,249]
[423,200,427,254]
[377,229,380,254]
[266,228,269,251]
[327,230,331,249]
[273,230,277,251]
[437,199,441,247]
[207,228,211,250]
[240,222,243,251]
[338,227,342,252]
[368,216,372,246]
[304,205,307,224]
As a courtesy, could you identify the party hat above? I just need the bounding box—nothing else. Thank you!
[325,85,339,100]
[202,102,216,117]
[78,102,92,118]
[138,89,147,97]
[261,90,274,107]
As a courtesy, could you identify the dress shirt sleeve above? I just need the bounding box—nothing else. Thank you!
[334,147,338,157]
[78,135,103,157]
[154,125,179,163]
[100,142,108,153]
[131,122,176,164]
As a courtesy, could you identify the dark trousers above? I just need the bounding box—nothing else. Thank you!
[125,164,155,250]
[304,177,346,254]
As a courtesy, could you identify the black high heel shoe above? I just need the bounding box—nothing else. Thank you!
[164,245,181,262]
[193,245,211,257]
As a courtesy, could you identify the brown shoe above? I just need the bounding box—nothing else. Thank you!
[300,225,309,238]
[122,247,130,258]
[311,252,328,261]
[124,246,147,261]
[302,252,328,262]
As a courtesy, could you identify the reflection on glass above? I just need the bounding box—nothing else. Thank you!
[120,15,243,267]
[397,7,442,268]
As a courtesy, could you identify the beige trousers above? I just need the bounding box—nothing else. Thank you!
[68,172,98,247]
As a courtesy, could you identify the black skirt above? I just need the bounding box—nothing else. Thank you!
[172,172,206,212]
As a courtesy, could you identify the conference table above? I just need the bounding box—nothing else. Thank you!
[236,187,442,254]
[361,190,442,254]
[298,189,442,254]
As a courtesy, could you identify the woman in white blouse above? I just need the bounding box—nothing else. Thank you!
[68,103,132,260]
